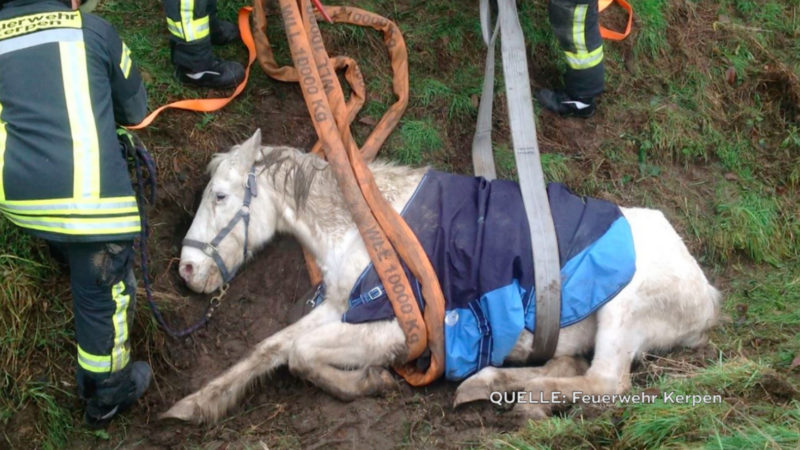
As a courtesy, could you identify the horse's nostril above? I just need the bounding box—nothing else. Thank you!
[179,263,194,280]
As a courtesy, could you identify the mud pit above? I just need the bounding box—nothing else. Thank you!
[112,87,527,449]
[128,237,520,449]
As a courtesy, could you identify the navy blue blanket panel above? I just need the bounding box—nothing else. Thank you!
[342,170,636,380]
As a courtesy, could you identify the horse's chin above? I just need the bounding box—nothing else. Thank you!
[202,275,224,294]
[186,273,222,294]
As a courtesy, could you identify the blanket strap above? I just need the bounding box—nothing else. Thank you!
[249,0,446,385]
[473,0,562,363]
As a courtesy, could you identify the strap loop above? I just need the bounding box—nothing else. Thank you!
[474,0,562,363]
[599,0,633,41]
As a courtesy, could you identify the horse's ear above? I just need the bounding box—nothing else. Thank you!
[239,129,263,168]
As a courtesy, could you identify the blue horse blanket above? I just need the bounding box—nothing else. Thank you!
[342,170,636,380]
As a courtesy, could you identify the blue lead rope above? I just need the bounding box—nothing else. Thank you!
[122,131,219,338]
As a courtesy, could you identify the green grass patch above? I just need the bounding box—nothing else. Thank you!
[697,185,798,263]
[388,119,443,165]
[495,358,799,449]
[633,0,669,58]
[716,264,800,369]
[0,219,75,448]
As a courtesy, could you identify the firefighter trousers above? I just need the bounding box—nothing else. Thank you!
[48,240,139,411]
[162,0,221,71]
[548,0,604,98]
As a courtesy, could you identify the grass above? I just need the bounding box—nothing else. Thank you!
[387,118,443,165]
[1,0,799,447]
[496,357,800,449]
[0,220,78,449]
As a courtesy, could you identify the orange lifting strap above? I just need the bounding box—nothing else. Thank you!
[599,0,633,41]
[249,0,446,386]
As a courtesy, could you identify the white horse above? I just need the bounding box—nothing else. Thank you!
[164,129,720,423]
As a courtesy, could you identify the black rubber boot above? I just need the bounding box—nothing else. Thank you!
[176,57,245,89]
[83,361,152,429]
[536,89,596,118]
[210,18,239,46]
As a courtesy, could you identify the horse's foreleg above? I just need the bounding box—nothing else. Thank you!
[161,303,340,423]
[453,355,589,409]
[288,319,407,400]
[456,295,643,420]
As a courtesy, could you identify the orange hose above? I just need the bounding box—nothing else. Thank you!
[250,0,445,385]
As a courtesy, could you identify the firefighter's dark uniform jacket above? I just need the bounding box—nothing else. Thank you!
[0,0,146,242]
[0,0,147,414]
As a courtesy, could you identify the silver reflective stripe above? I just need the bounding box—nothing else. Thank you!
[0,28,82,55]
[572,5,589,54]
[59,40,100,199]
[78,355,110,371]
[0,198,138,213]
[78,346,112,372]
[166,19,184,39]
[181,0,196,41]
[111,281,130,372]
[8,215,140,231]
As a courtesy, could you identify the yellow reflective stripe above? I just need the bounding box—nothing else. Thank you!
[59,41,100,200]
[0,10,81,40]
[194,16,210,39]
[572,5,588,55]
[566,6,602,70]
[0,196,138,216]
[78,345,111,373]
[3,212,141,235]
[0,101,6,202]
[565,46,604,69]
[179,0,209,41]
[110,281,131,372]
[166,17,184,39]
[120,42,132,79]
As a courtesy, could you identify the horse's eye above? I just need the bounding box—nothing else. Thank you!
[215,193,227,202]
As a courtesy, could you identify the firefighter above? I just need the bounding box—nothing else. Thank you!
[162,0,245,88]
[0,0,150,427]
[537,0,604,118]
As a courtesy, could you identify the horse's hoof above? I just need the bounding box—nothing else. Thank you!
[453,367,500,407]
[453,379,492,407]
[364,366,397,395]
[159,397,199,422]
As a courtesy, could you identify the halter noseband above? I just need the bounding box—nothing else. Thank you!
[182,166,258,283]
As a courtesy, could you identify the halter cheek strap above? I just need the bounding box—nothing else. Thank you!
[183,166,258,283]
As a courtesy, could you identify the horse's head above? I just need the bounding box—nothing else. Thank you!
[179,129,279,293]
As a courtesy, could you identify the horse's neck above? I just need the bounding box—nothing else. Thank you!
[257,151,428,290]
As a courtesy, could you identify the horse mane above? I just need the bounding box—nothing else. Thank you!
[259,146,329,210]
[206,152,228,175]
[207,142,417,214]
